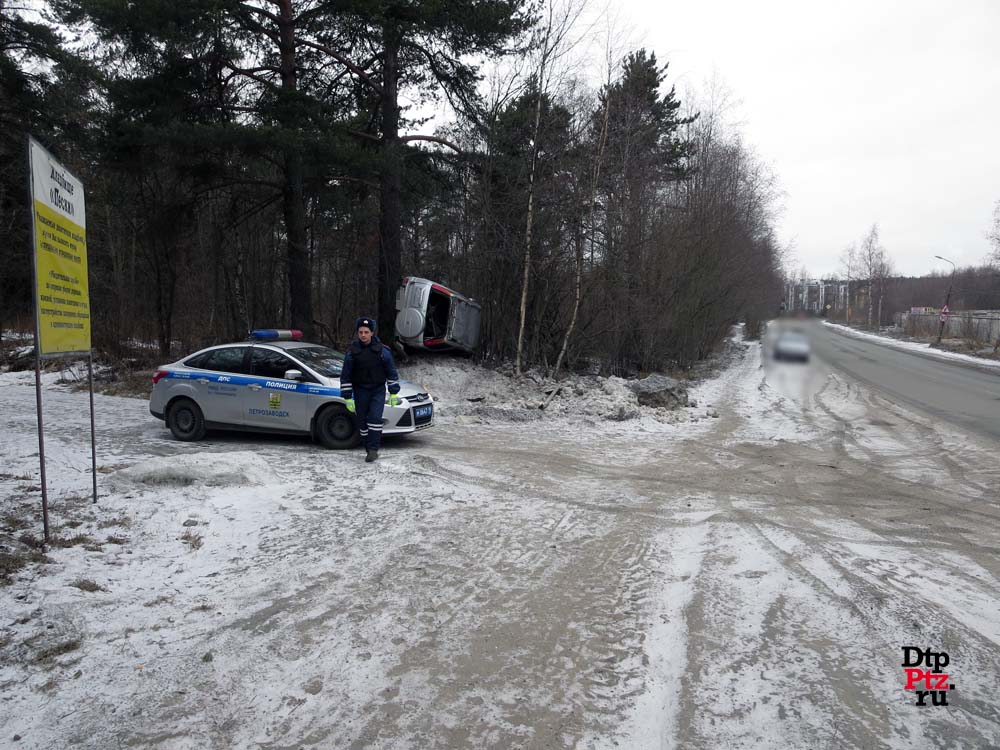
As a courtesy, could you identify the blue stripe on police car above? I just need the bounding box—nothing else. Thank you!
[163,370,341,396]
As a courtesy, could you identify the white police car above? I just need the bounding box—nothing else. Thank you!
[149,330,434,448]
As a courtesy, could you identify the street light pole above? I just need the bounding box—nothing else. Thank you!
[935,255,956,345]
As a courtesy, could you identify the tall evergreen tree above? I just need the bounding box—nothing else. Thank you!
[56,0,370,339]
[57,0,532,340]
[306,0,534,337]
[0,2,88,331]
[595,49,694,368]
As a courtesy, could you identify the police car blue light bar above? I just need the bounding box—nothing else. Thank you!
[249,329,303,341]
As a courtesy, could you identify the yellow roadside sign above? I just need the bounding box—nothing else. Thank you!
[29,137,90,357]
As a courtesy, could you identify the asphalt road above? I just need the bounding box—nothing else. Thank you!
[809,322,1000,441]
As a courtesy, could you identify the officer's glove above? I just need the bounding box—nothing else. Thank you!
[387,393,400,407]
[345,398,356,414]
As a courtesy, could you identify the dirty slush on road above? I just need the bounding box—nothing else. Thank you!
[2,337,999,748]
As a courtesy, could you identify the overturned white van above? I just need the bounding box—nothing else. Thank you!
[394,277,482,353]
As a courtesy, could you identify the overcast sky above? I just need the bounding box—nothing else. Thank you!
[621,0,1000,278]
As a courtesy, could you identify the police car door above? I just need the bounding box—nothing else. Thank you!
[195,346,251,426]
[245,347,310,432]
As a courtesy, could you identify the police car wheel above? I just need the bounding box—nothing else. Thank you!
[167,398,206,441]
[315,406,361,449]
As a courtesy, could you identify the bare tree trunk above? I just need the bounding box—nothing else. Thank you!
[312,197,322,331]
[551,82,610,377]
[842,248,853,324]
[378,22,402,342]
[514,25,550,376]
[152,241,177,359]
[514,126,539,375]
[867,284,873,329]
[278,0,313,338]
[512,0,586,373]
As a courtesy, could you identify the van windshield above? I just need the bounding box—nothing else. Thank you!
[292,346,345,377]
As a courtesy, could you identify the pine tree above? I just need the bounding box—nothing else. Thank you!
[302,0,535,337]
[56,0,533,340]
[0,2,87,332]
[595,49,694,368]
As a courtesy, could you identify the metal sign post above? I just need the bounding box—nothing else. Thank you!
[88,352,98,502]
[32,340,51,543]
[27,135,96,544]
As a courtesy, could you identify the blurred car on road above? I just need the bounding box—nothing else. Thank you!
[773,331,811,363]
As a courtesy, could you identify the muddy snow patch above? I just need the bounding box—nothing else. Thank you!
[110,451,272,489]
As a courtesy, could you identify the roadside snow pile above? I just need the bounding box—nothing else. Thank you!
[823,321,1000,369]
[401,356,645,423]
[629,374,689,408]
[110,451,274,489]
[1,331,37,373]
[0,347,33,373]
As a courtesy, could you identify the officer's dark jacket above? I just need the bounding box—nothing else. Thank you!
[340,335,400,399]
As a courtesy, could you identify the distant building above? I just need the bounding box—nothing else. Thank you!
[784,279,850,316]
[788,269,999,327]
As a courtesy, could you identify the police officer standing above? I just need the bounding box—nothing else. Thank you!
[339,317,401,462]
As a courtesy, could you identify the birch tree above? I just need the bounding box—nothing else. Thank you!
[515,0,586,375]
[988,199,1000,266]
[859,224,884,329]
[839,242,857,323]
[550,17,621,377]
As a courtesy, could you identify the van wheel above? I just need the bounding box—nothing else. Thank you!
[167,398,206,441]
[315,405,361,449]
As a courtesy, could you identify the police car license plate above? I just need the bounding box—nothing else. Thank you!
[415,405,432,419]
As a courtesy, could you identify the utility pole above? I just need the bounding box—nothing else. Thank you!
[935,255,956,344]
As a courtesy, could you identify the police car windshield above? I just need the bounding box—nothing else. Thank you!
[292,346,345,377]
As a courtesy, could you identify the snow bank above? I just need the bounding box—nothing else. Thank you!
[402,358,674,425]
[823,320,1000,369]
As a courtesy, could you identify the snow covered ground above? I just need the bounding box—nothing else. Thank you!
[2,337,999,748]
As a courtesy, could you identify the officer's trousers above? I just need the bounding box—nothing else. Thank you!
[354,384,385,450]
